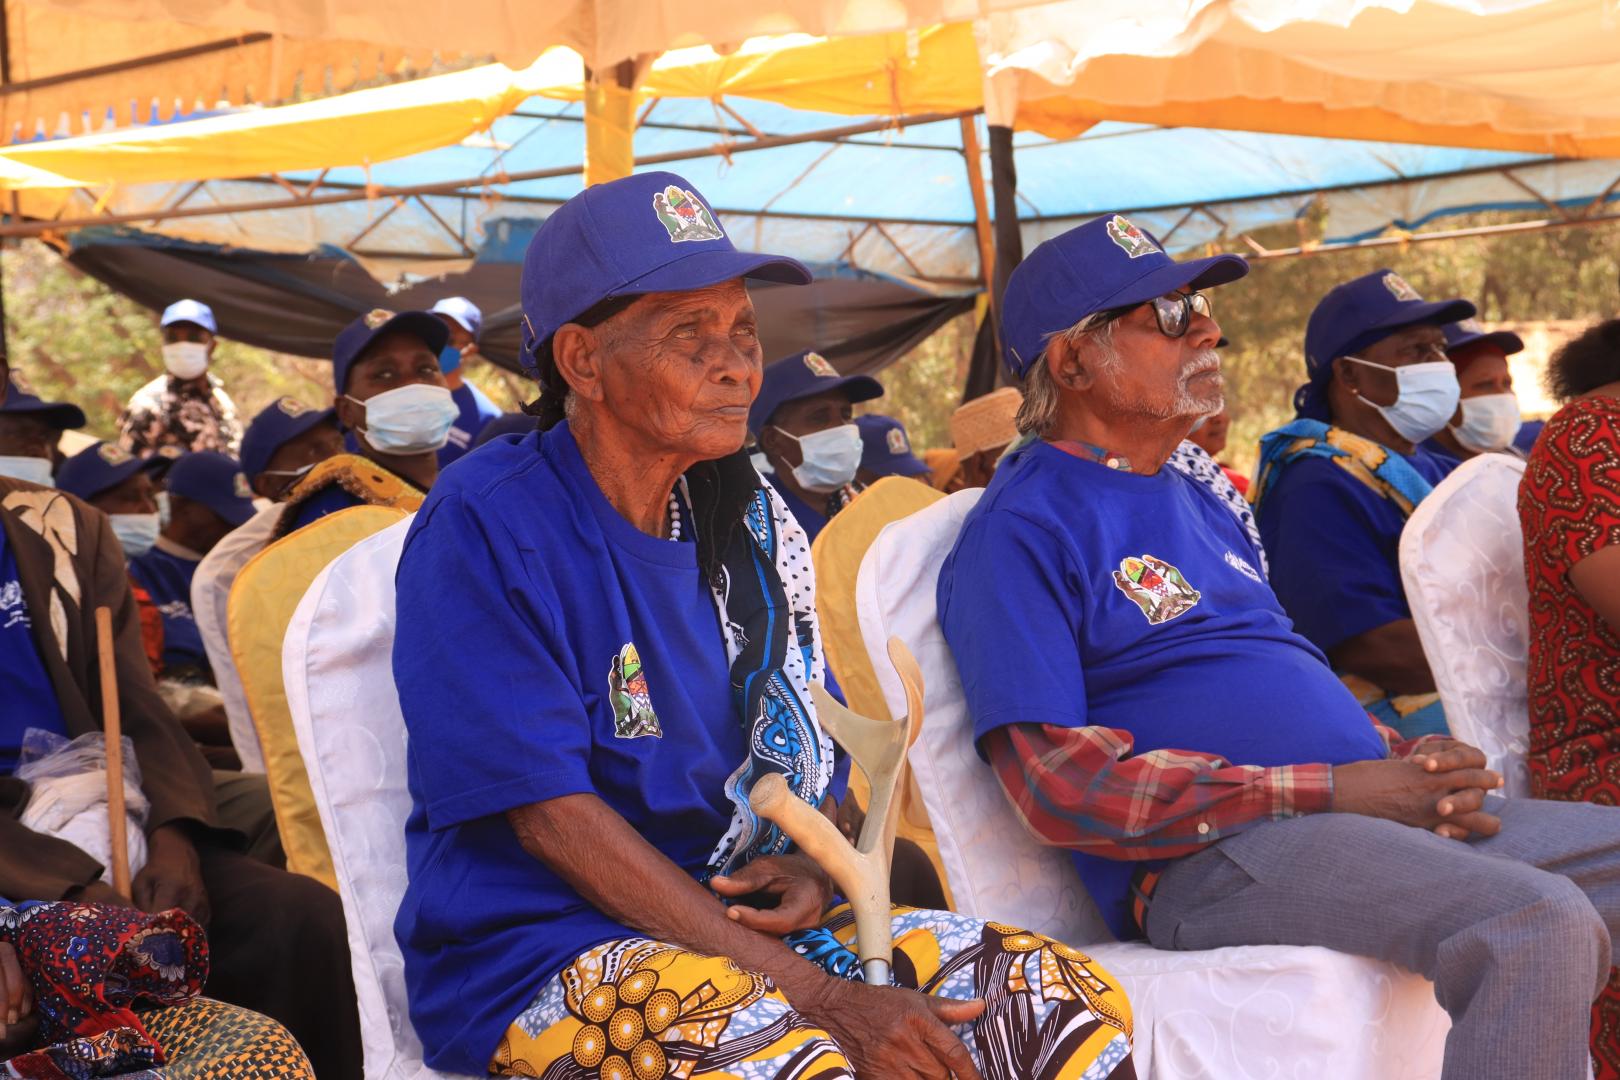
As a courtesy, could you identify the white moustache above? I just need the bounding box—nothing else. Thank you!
[1182,349,1222,379]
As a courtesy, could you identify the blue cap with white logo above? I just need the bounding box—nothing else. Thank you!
[164,451,257,527]
[1001,214,1248,379]
[0,371,86,429]
[429,296,483,338]
[520,171,811,371]
[856,414,930,478]
[331,308,449,395]
[748,350,883,435]
[240,397,338,480]
[56,441,164,503]
[160,299,217,334]
[1444,316,1524,358]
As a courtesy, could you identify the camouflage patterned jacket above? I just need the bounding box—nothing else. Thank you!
[117,373,242,456]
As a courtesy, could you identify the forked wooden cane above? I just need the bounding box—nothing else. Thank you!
[94,606,133,898]
[749,637,925,983]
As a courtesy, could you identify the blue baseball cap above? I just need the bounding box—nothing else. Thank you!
[1444,316,1524,358]
[1001,213,1248,378]
[1304,271,1475,378]
[240,397,338,479]
[160,299,217,334]
[56,441,164,503]
[429,296,483,338]
[0,372,85,429]
[163,451,257,527]
[748,350,883,435]
[332,308,449,395]
[520,171,811,369]
[856,415,930,478]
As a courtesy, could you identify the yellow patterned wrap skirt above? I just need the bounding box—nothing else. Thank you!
[490,905,1133,1080]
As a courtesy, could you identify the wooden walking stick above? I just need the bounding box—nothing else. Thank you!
[95,606,132,899]
[750,637,924,983]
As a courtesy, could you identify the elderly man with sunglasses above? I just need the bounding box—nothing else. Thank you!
[938,213,1620,1080]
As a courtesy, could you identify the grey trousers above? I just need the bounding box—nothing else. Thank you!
[1145,796,1620,1079]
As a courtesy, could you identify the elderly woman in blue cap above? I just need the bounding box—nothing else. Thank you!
[391,171,1134,1080]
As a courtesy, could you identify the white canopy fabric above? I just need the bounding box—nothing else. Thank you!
[982,0,1620,154]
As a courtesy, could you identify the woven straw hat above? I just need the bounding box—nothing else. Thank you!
[951,387,1022,457]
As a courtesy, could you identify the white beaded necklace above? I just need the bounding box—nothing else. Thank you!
[666,490,683,542]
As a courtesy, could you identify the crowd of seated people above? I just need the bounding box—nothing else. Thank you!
[5,165,1620,1080]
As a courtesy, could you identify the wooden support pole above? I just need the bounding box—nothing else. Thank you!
[959,116,996,297]
[95,606,132,899]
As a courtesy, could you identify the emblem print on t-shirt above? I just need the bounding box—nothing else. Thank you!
[1112,553,1201,624]
[608,642,662,739]
[652,185,725,244]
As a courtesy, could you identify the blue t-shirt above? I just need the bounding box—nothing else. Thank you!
[282,484,363,534]
[0,527,66,772]
[1257,444,1452,656]
[438,380,502,468]
[393,423,781,1072]
[1417,437,1463,475]
[127,543,206,674]
[938,442,1387,939]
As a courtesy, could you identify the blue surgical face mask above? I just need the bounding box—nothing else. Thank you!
[346,383,459,455]
[438,345,462,375]
[774,423,862,493]
[0,455,54,487]
[109,512,160,558]
[1344,357,1461,443]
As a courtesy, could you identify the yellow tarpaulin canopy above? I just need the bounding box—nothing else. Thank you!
[4,0,1620,202]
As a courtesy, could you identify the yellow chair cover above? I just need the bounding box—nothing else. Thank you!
[229,505,408,888]
[811,476,950,905]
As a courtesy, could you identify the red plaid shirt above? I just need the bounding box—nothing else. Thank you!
[983,719,1442,862]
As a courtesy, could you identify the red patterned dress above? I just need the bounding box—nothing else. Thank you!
[1519,393,1620,1076]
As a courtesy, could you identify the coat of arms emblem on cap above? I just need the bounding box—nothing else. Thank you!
[1457,317,1484,334]
[233,473,253,500]
[608,642,662,739]
[1112,553,1201,625]
[886,427,909,455]
[97,444,132,466]
[1106,215,1161,259]
[8,369,34,394]
[277,397,310,417]
[652,186,724,244]
[802,352,838,378]
[1381,273,1422,302]
[363,308,395,329]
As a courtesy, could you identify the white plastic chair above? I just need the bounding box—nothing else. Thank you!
[1400,453,1532,796]
[192,502,282,773]
[282,516,467,1080]
[856,489,1450,1080]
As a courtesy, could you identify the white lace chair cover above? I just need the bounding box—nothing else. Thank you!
[856,489,1450,1080]
[1400,453,1532,796]
[192,502,282,773]
[283,516,465,1080]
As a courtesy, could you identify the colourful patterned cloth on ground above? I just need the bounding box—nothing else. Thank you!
[490,905,1134,1080]
[139,996,314,1080]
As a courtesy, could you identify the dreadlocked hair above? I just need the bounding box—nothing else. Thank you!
[525,293,644,430]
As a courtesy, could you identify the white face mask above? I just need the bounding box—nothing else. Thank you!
[346,383,458,455]
[0,455,53,487]
[1345,357,1461,444]
[257,462,315,500]
[109,512,160,558]
[1450,393,1521,454]
[162,341,210,380]
[774,423,862,493]
[156,490,172,529]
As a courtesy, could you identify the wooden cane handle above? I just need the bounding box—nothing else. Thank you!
[95,606,132,899]
[749,774,893,968]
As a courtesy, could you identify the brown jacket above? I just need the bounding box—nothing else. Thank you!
[0,477,217,899]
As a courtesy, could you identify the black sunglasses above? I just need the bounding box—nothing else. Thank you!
[1095,290,1212,339]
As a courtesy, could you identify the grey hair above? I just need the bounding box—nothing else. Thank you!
[1015,316,1118,437]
